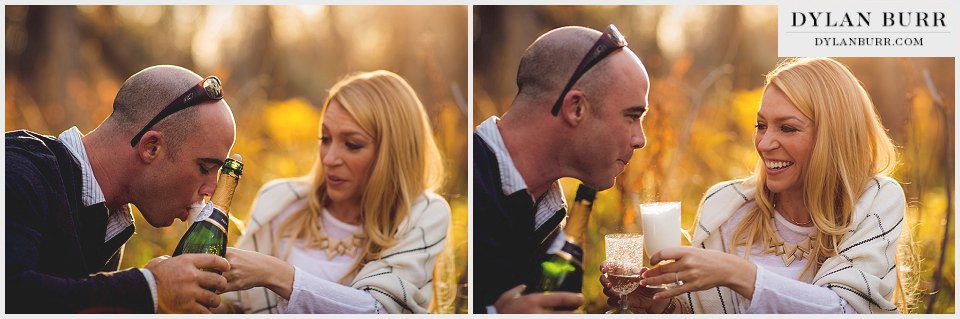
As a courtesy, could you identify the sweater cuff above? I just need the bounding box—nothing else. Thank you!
[486,305,498,314]
[138,268,159,313]
[739,264,770,313]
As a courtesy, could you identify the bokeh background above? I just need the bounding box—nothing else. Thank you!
[475,6,954,314]
[6,5,468,313]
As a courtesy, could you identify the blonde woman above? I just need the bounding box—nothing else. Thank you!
[218,71,449,313]
[603,58,913,313]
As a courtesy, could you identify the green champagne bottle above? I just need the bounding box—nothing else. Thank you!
[534,184,597,296]
[172,154,243,273]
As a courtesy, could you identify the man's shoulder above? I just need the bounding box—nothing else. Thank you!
[7,129,62,155]
[6,130,72,178]
[472,134,509,223]
[7,129,53,140]
[472,133,499,187]
[473,132,493,158]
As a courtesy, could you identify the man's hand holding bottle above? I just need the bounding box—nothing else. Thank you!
[493,284,584,313]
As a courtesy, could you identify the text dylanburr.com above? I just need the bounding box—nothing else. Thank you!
[813,37,924,47]
[778,3,958,57]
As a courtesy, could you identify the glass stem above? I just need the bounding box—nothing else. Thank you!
[620,293,629,313]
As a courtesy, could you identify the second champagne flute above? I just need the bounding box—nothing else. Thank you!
[603,233,644,314]
[639,201,681,288]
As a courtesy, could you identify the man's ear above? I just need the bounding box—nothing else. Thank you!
[136,131,164,163]
[559,89,588,126]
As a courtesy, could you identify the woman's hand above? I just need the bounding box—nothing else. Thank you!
[639,246,757,301]
[599,262,672,313]
[222,247,295,299]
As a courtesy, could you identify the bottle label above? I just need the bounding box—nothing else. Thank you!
[202,207,229,234]
[545,230,567,255]
[560,241,584,267]
[543,230,584,266]
[194,202,214,222]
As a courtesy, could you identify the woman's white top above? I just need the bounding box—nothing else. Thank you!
[686,176,905,314]
[223,178,451,314]
[720,203,852,313]
[275,201,361,284]
[269,198,381,313]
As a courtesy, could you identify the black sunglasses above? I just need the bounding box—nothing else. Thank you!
[130,76,223,147]
[550,24,628,116]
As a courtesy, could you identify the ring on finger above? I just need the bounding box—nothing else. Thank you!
[675,272,684,286]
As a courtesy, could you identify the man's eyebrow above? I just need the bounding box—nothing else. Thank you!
[199,157,225,167]
[624,105,647,113]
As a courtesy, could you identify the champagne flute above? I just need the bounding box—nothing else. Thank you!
[603,233,644,314]
[639,202,681,288]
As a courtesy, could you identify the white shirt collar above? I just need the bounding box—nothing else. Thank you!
[476,116,566,230]
[58,127,134,242]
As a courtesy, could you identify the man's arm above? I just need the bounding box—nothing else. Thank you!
[5,156,154,313]
[6,263,154,313]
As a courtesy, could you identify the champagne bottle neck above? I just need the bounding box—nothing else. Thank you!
[564,198,594,245]
[564,184,597,245]
[210,172,239,214]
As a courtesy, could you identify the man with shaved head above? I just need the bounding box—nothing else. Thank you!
[475,25,650,313]
[7,65,237,313]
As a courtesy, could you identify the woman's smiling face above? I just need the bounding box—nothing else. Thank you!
[755,86,815,195]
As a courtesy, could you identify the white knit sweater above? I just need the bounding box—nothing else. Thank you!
[683,175,905,314]
[222,178,450,314]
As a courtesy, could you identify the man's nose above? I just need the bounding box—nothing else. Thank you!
[632,127,646,149]
[199,174,217,197]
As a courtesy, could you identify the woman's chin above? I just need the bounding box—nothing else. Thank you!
[765,181,788,194]
[765,179,802,194]
[325,190,354,206]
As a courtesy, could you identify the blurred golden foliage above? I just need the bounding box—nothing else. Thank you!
[476,6,953,314]
[264,98,320,146]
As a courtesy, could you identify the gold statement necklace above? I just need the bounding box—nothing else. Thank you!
[318,232,366,259]
[765,234,817,267]
[317,211,367,259]
[765,206,817,267]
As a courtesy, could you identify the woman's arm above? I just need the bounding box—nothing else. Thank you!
[222,247,384,313]
[742,265,851,313]
[640,246,758,301]
[639,247,853,313]
[278,266,383,313]
[642,177,906,314]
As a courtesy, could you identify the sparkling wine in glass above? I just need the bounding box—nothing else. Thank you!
[603,233,643,314]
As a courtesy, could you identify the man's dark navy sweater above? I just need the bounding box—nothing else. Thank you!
[6,130,152,313]
[473,133,565,313]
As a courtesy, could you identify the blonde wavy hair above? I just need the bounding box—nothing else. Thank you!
[275,70,444,283]
[731,58,914,311]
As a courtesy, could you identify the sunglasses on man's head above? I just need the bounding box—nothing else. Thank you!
[129,76,223,147]
[550,24,628,116]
